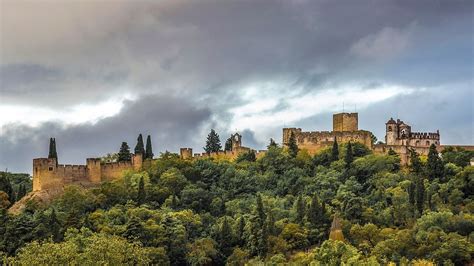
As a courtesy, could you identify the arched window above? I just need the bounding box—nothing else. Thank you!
[388,126,392,132]
[415,140,419,146]
[426,141,430,146]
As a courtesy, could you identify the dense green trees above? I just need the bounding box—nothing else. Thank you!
[117,142,132,162]
[204,129,222,154]
[145,135,154,159]
[134,134,145,158]
[1,142,473,265]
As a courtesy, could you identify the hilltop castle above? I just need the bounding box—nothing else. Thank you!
[31,112,473,192]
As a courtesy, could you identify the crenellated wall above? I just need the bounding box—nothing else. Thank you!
[33,154,145,191]
[282,128,372,155]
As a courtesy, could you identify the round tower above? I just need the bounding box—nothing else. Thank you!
[385,118,398,145]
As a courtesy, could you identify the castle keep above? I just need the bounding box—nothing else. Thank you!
[282,113,373,154]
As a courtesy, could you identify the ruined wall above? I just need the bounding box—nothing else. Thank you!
[333,113,358,132]
[283,128,372,155]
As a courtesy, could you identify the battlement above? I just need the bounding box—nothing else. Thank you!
[33,153,145,191]
[410,131,440,140]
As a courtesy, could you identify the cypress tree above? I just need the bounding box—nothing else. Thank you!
[267,210,277,236]
[237,216,245,246]
[295,195,305,224]
[345,142,353,168]
[117,142,132,162]
[288,131,299,158]
[49,208,62,242]
[224,137,233,151]
[415,176,425,217]
[134,134,145,157]
[409,149,423,174]
[220,217,233,257]
[204,129,222,154]
[307,194,321,226]
[427,144,443,181]
[48,138,58,160]
[145,135,154,159]
[256,194,266,226]
[331,137,339,162]
[137,177,146,205]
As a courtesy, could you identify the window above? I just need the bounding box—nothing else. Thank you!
[426,141,430,146]
[49,167,53,171]
[415,140,419,146]
[388,126,392,132]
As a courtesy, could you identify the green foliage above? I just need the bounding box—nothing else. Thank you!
[204,129,222,154]
[427,144,444,181]
[441,146,474,167]
[331,138,339,162]
[117,142,132,162]
[288,131,299,158]
[145,135,154,159]
[3,142,473,265]
[48,137,58,160]
[134,133,145,157]
[236,150,256,163]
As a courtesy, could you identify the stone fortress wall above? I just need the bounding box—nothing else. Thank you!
[32,154,143,191]
[32,112,473,192]
[282,113,373,155]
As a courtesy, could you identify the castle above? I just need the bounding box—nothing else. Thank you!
[32,113,473,192]
[282,113,373,154]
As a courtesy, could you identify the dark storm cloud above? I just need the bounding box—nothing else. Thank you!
[1,0,473,172]
[0,94,212,173]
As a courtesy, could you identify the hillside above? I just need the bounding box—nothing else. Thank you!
[1,144,473,265]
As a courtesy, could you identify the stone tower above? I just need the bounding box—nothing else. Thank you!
[333,113,358,132]
[385,118,398,145]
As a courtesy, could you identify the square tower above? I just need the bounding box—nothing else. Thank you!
[333,113,358,132]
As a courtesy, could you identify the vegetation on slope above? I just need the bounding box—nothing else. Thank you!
[0,141,473,265]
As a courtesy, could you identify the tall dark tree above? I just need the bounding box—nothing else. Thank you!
[137,177,146,205]
[288,132,299,158]
[134,134,145,158]
[117,142,132,162]
[307,194,321,226]
[224,137,233,151]
[256,194,266,226]
[295,195,305,224]
[48,138,58,160]
[267,138,278,149]
[49,209,62,242]
[344,142,354,168]
[0,173,14,204]
[236,216,245,246]
[267,211,277,235]
[427,144,443,181]
[409,149,423,174]
[331,137,339,162]
[145,135,154,159]
[204,129,222,154]
[415,176,425,217]
[220,217,233,257]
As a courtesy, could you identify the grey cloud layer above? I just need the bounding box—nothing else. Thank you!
[1,0,473,172]
[0,95,211,173]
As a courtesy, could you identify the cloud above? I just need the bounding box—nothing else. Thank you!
[0,94,212,173]
[350,23,416,60]
[1,0,473,173]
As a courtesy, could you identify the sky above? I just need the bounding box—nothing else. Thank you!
[1,0,473,173]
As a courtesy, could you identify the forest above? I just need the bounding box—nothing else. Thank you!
[0,133,473,265]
